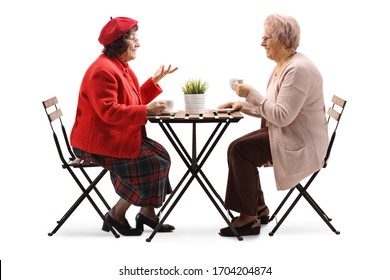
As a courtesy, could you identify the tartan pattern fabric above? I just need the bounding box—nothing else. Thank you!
[73,137,171,208]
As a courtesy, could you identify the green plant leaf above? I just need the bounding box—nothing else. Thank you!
[181,78,209,94]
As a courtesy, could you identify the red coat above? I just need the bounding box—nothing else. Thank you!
[70,54,162,158]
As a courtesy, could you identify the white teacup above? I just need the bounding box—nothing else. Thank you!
[229,78,243,90]
[163,100,175,111]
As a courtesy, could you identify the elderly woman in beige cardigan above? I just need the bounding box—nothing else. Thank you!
[218,14,328,237]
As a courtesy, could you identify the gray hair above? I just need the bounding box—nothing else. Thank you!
[264,14,300,51]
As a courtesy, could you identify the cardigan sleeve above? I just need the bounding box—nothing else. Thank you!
[240,101,262,118]
[246,68,307,127]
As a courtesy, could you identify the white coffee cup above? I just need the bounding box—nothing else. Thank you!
[229,78,243,90]
[163,100,175,111]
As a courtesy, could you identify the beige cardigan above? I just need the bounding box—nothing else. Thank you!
[241,53,328,190]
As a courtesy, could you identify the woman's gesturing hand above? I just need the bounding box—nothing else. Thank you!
[152,64,179,84]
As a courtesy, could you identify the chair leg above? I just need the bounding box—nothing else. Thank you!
[269,188,295,222]
[80,167,111,210]
[269,187,304,236]
[296,184,331,221]
[269,171,340,236]
[297,185,340,234]
[48,169,120,238]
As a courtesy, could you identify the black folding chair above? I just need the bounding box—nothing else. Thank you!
[42,96,119,238]
[268,95,346,236]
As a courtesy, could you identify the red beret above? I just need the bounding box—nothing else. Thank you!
[98,17,138,46]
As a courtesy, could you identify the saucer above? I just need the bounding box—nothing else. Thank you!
[212,108,235,113]
[161,110,178,115]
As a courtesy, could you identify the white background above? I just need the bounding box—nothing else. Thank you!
[1,0,389,279]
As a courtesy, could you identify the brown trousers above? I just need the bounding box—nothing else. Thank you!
[224,127,272,216]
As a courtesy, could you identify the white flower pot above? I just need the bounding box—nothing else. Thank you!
[184,94,205,114]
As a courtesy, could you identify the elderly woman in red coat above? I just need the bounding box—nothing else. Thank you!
[70,17,178,236]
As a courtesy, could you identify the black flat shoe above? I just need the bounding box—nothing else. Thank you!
[102,213,142,236]
[219,218,261,237]
[231,206,269,224]
[135,213,175,232]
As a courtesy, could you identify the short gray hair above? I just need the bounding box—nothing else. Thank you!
[264,14,300,51]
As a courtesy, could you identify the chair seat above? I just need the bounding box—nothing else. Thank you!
[65,157,100,168]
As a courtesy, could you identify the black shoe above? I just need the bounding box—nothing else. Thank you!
[257,206,270,225]
[231,206,269,224]
[135,213,175,232]
[219,218,261,237]
[102,213,142,236]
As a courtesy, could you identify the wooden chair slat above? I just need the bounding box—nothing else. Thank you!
[49,108,63,122]
[332,95,346,108]
[327,107,340,121]
[43,96,58,109]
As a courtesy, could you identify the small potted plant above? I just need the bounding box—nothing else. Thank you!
[181,78,209,114]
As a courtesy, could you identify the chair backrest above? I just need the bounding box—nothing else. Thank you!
[323,95,347,168]
[42,96,76,167]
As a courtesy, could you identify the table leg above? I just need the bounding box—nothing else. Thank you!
[147,120,242,241]
[164,121,232,217]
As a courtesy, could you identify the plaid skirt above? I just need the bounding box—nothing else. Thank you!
[73,137,171,208]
